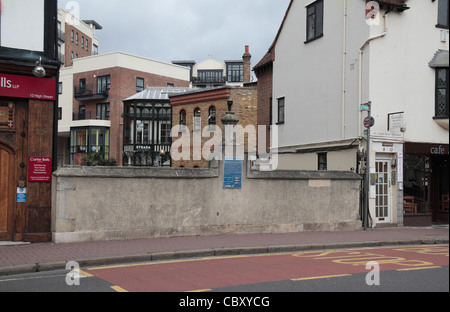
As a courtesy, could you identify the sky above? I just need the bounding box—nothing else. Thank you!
[58,0,291,71]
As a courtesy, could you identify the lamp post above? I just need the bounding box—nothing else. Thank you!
[363,101,372,231]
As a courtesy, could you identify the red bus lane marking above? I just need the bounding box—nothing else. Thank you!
[85,245,449,292]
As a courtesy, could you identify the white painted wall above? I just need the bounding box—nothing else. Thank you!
[366,0,449,144]
[0,0,45,51]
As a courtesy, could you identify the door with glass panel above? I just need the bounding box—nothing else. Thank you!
[375,159,392,223]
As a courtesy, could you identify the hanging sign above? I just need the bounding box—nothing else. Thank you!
[0,73,56,100]
[28,157,52,182]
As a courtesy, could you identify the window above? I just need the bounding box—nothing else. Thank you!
[97,103,110,120]
[194,108,201,131]
[198,70,223,83]
[58,107,62,120]
[97,75,111,94]
[136,77,144,92]
[436,68,449,118]
[208,106,216,128]
[437,0,449,29]
[58,82,63,94]
[318,153,327,171]
[93,44,99,55]
[79,105,86,120]
[76,33,78,45]
[79,78,86,93]
[86,39,89,51]
[227,63,244,82]
[306,0,324,42]
[178,109,187,132]
[81,37,84,49]
[277,97,285,124]
[71,30,74,42]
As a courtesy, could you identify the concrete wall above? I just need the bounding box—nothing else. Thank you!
[52,159,362,243]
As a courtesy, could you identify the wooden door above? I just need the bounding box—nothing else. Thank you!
[0,143,15,241]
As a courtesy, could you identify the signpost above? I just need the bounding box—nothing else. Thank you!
[361,102,372,231]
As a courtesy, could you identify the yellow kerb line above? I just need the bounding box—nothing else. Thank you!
[111,286,129,292]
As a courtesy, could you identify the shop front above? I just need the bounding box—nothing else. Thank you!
[403,143,449,225]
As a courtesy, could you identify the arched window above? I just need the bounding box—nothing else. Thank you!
[208,106,216,129]
[179,110,186,132]
[193,108,201,131]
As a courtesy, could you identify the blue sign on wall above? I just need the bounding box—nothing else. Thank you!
[17,188,27,203]
[223,157,243,189]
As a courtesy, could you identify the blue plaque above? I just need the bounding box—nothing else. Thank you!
[223,157,243,189]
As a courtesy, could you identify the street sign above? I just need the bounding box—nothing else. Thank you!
[364,117,375,129]
[224,157,243,189]
[360,104,370,111]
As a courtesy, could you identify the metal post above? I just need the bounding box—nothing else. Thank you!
[364,101,371,231]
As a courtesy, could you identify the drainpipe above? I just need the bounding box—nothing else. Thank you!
[342,0,348,139]
[359,11,388,230]
[359,12,389,137]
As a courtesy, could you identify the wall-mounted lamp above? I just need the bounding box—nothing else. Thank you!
[33,57,46,78]
[227,99,233,112]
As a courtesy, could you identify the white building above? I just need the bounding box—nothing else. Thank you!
[265,0,449,227]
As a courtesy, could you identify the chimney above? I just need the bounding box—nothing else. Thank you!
[243,45,252,83]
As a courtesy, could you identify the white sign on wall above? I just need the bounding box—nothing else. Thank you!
[0,0,45,52]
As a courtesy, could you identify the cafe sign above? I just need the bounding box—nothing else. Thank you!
[0,73,56,100]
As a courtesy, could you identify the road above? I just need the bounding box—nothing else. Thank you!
[0,244,448,295]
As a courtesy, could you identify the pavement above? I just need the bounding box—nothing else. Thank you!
[0,225,448,276]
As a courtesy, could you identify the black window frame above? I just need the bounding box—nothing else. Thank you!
[318,153,327,171]
[97,75,111,93]
[437,0,449,29]
[305,0,324,43]
[208,106,216,129]
[435,67,449,118]
[226,62,244,83]
[277,97,285,125]
[96,102,110,120]
[136,77,145,92]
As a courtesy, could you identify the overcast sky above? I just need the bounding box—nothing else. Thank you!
[58,0,290,72]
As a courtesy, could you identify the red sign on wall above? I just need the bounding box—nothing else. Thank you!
[28,157,52,182]
[0,73,56,100]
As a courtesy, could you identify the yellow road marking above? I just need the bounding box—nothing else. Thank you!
[111,286,128,292]
[186,289,212,292]
[292,274,352,281]
[78,269,94,278]
[396,266,442,271]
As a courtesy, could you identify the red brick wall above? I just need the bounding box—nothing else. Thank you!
[171,87,258,168]
[255,63,273,154]
[72,67,189,165]
[64,23,93,66]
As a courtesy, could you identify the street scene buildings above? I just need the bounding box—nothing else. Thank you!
[0,0,448,245]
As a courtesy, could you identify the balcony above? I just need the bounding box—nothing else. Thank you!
[74,84,109,101]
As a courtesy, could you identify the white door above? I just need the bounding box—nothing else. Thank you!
[375,159,392,223]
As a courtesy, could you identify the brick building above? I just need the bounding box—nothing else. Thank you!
[57,8,101,67]
[58,52,190,166]
[170,86,258,168]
